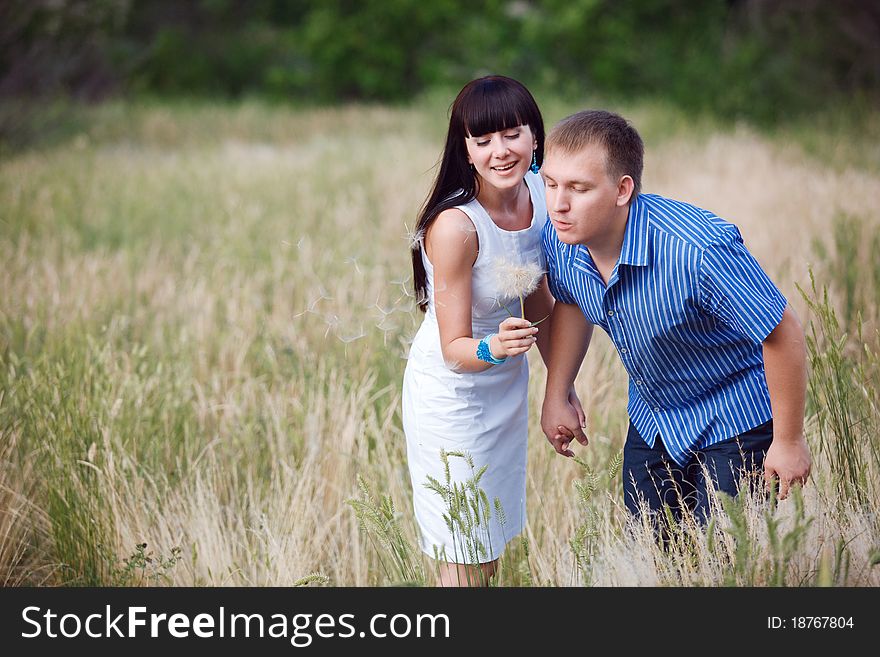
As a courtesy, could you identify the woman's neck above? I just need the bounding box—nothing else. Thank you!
[475,177,529,219]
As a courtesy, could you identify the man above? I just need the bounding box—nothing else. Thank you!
[539,110,811,521]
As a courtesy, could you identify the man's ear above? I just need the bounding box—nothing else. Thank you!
[617,175,635,206]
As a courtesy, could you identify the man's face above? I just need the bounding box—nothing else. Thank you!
[542,143,629,247]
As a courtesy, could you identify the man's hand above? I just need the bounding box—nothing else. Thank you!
[763,434,811,500]
[762,307,810,501]
[540,300,592,456]
[541,393,588,457]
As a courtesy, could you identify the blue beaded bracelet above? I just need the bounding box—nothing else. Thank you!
[477,333,507,365]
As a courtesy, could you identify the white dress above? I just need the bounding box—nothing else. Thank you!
[402,171,547,564]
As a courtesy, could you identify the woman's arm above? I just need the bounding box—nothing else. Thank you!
[525,277,587,435]
[428,209,537,372]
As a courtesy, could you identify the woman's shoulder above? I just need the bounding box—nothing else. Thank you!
[425,208,478,254]
[433,207,475,231]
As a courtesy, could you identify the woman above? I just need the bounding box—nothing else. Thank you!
[402,76,583,586]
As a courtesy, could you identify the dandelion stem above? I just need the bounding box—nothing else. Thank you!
[530,313,550,327]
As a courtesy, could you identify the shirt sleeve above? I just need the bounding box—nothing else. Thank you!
[698,237,787,344]
[541,217,577,304]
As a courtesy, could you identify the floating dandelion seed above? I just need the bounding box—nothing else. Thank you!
[376,317,397,331]
[339,328,366,344]
[344,256,362,274]
[389,275,414,300]
[372,296,405,344]
[490,257,544,320]
[293,293,330,318]
[324,314,340,337]
[414,290,430,308]
[336,326,367,357]
[404,224,425,252]
[457,222,477,244]
[375,316,398,346]
[400,332,415,348]
[373,296,397,317]
[444,357,464,372]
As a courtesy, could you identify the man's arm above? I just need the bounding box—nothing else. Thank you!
[762,305,812,499]
[541,300,593,457]
[523,276,554,360]
[525,278,587,429]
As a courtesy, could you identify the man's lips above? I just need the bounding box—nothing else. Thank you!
[552,218,573,231]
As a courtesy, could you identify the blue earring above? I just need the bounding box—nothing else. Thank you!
[530,151,539,174]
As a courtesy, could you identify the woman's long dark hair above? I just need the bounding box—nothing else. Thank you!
[412,76,545,312]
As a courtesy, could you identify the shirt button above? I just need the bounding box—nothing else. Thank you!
[620,348,628,354]
[607,310,614,317]
[654,407,660,412]
[636,380,643,386]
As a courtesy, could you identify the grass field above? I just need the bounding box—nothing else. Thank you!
[1,98,879,586]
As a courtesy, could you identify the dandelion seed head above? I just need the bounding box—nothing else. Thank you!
[490,257,544,300]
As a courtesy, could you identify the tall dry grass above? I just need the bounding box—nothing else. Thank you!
[1,100,878,585]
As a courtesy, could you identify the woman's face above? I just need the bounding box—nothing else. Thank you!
[464,124,537,191]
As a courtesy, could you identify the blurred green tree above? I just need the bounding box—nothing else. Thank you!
[1,0,877,123]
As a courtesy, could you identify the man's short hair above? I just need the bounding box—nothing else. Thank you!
[546,110,644,197]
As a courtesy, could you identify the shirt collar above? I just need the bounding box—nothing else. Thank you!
[571,243,600,280]
[618,194,650,267]
[567,195,650,281]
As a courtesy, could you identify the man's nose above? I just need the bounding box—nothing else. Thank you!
[551,191,569,213]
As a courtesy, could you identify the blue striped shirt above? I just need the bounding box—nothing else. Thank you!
[542,193,787,466]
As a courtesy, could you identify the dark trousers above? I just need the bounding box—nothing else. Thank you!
[622,420,773,523]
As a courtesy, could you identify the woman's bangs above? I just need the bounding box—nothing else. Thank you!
[461,90,527,138]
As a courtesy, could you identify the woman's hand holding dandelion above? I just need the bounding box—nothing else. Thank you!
[491,316,539,359]
[491,258,547,324]
[481,257,549,360]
